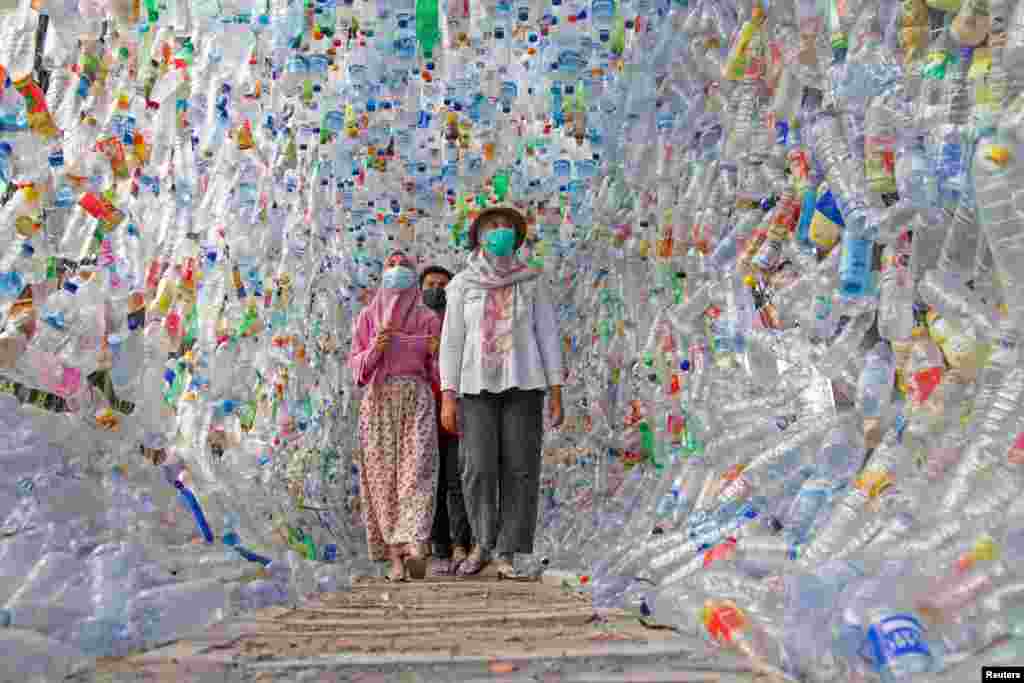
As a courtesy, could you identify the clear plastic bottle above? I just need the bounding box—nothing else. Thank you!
[864,90,904,198]
[878,236,915,341]
[918,268,997,339]
[858,342,897,422]
[973,99,1024,329]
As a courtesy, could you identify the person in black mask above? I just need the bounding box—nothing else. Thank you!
[420,265,472,574]
[421,266,450,313]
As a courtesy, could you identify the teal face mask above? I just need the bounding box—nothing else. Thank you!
[381,266,416,289]
[482,227,518,257]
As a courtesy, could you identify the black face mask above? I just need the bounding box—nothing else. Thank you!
[423,288,446,311]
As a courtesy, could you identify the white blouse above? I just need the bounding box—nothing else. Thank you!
[439,275,564,396]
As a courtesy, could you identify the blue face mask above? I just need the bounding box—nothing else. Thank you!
[482,227,518,257]
[381,266,416,290]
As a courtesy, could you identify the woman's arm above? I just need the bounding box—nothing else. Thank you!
[426,314,442,385]
[533,280,565,389]
[439,283,467,395]
[347,310,384,386]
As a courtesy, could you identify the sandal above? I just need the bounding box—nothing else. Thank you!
[493,559,533,582]
[450,545,469,574]
[432,557,454,576]
[384,560,408,583]
[405,543,430,580]
[455,546,486,577]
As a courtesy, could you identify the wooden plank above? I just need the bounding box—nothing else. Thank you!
[290,605,591,617]
[240,637,736,671]
[241,608,597,629]
[348,577,548,590]
[562,673,723,682]
[231,624,624,640]
[308,596,586,610]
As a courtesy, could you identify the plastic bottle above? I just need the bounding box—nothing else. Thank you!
[858,341,897,421]
[877,237,914,343]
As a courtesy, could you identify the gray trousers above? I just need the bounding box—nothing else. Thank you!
[460,389,545,556]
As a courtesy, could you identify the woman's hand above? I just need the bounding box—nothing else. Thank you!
[374,327,393,352]
[428,336,440,354]
[441,393,459,434]
[548,386,564,429]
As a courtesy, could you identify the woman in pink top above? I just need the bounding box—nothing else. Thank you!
[349,251,443,582]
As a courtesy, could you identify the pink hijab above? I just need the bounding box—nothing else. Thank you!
[460,249,542,372]
[367,252,428,335]
[350,252,440,388]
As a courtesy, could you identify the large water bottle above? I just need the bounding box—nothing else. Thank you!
[973,100,1024,329]
[857,341,897,422]
[877,238,915,341]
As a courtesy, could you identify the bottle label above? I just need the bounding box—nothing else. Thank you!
[771,192,801,235]
[908,366,942,405]
[720,475,751,502]
[865,135,897,195]
[840,238,873,297]
[702,600,747,644]
[1009,433,1024,465]
[787,150,812,184]
[692,221,712,254]
[667,413,685,439]
[702,538,738,568]
[855,469,893,498]
[938,138,964,190]
[709,317,735,354]
[796,188,816,243]
[954,536,997,572]
[810,189,842,248]
[864,613,932,672]
[814,294,833,322]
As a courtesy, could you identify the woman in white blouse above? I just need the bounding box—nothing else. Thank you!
[439,207,564,578]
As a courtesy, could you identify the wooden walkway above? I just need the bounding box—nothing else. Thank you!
[84,571,764,682]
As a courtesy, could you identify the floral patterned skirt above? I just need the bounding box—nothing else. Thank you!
[357,376,439,561]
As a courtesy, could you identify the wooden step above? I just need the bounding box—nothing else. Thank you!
[89,570,752,682]
[238,608,600,631]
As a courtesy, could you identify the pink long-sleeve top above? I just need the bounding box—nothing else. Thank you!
[348,304,442,387]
